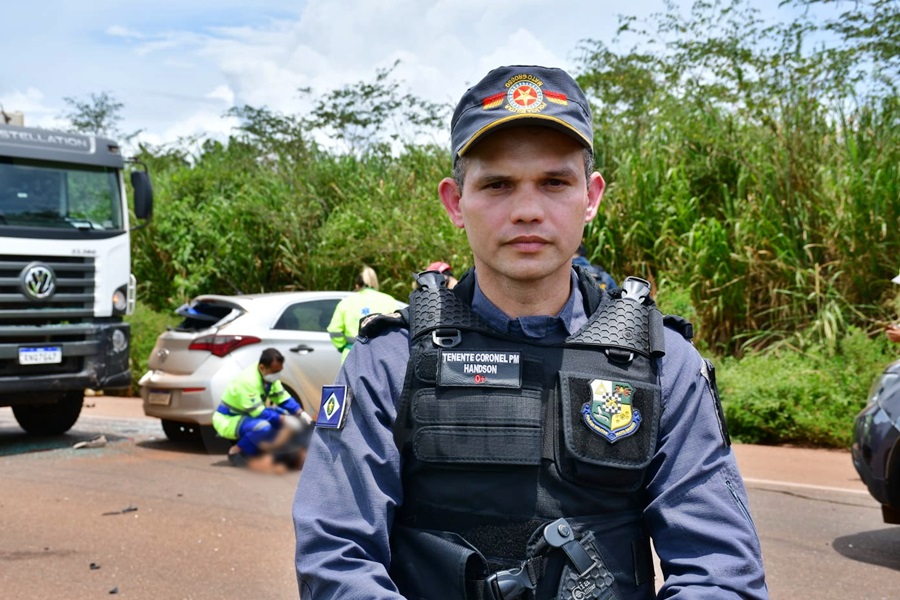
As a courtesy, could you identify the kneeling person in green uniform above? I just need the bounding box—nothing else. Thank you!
[212,348,313,472]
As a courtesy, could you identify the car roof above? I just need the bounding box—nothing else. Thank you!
[190,291,350,311]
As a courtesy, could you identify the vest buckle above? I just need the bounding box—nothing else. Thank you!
[485,565,535,600]
[432,328,462,348]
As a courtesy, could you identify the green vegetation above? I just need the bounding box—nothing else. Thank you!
[116,0,898,446]
[125,305,180,395]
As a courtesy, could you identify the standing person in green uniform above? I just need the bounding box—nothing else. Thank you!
[327,266,402,362]
[212,348,313,473]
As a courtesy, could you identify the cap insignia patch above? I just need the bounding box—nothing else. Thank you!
[581,379,641,443]
[505,73,551,114]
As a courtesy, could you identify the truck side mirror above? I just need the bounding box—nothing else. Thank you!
[131,171,154,221]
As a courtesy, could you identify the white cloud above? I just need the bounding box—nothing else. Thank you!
[106,25,144,39]
[0,0,847,147]
[206,85,235,106]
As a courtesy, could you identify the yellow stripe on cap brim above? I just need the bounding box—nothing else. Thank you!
[457,113,593,158]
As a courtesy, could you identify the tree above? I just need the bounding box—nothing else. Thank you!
[61,91,137,140]
[301,60,449,155]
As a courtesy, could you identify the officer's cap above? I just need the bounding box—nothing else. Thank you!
[450,65,593,166]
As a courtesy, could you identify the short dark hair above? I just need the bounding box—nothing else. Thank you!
[259,347,284,367]
[453,147,595,190]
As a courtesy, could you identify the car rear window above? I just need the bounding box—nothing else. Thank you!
[174,301,241,332]
[274,299,341,332]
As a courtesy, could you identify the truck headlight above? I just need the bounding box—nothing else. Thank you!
[112,286,128,314]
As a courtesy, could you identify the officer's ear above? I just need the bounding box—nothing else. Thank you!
[584,172,605,222]
[439,177,465,228]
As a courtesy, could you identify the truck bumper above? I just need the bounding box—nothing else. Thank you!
[0,321,130,398]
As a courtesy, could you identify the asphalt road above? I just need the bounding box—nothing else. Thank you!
[1,397,898,599]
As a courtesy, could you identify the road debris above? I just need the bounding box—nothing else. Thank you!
[102,505,138,516]
[73,435,107,450]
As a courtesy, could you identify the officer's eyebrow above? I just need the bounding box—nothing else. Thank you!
[542,167,579,181]
[470,173,511,188]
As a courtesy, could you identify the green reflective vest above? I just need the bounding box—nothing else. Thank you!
[211,364,290,440]
[327,287,400,362]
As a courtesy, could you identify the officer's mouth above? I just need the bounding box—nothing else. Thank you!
[507,235,550,253]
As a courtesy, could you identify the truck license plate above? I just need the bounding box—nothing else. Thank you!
[18,346,62,365]
[147,390,172,406]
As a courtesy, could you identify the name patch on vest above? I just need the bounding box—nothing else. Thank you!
[438,350,522,388]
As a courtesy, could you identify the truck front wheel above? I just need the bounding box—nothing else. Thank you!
[12,391,84,435]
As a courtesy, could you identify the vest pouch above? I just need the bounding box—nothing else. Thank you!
[391,525,488,600]
[556,372,661,492]
[411,387,544,466]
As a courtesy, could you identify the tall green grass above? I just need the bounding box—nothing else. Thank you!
[124,0,899,442]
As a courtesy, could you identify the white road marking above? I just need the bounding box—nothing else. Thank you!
[743,477,870,496]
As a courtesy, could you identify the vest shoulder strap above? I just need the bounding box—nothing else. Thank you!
[662,314,694,341]
[357,308,410,340]
[568,276,666,359]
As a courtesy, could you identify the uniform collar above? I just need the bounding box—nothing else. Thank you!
[471,269,587,342]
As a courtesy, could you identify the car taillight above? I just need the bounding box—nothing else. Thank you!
[188,335,261,357]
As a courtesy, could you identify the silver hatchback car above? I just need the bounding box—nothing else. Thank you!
[140,291,349,443]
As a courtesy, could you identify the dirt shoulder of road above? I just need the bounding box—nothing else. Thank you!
[81,394,147,420]
[82,394,864,492]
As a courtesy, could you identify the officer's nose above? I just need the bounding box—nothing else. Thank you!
[509,185,545,224]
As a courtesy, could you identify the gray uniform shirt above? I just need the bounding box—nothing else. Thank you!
[293,270,767,599]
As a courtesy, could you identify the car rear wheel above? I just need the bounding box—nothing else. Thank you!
[161,419,201,442]
[13,391,83,435]
[200,425,232,454]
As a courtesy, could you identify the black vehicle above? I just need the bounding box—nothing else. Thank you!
[852,358,900,523]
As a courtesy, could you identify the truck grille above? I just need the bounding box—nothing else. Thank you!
[0,324,94,375]
[0,255,95,323]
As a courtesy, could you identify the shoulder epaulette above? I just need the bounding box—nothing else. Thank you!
[662,315,694,341]
[358,308,410,341]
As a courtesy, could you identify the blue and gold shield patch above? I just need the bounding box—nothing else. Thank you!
[316,385,351,430]
[581,379,641,443]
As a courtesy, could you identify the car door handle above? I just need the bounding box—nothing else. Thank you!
[290,344,314,354]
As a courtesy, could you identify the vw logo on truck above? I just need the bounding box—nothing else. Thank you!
[21,263,56,300]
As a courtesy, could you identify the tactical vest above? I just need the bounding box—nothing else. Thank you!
[386,268,668,600]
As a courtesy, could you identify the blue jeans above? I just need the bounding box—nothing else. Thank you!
[236,413,281,456]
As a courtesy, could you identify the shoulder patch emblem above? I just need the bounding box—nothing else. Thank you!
[316,385,351,430]
[581,379,642,443]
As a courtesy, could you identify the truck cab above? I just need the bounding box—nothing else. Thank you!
[0,122,152,434]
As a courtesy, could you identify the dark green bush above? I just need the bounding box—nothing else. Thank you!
[716,327,896,447]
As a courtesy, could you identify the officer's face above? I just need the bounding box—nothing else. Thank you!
[439,127,604,297]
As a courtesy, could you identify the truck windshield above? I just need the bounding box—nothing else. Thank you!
[0,159,122,231]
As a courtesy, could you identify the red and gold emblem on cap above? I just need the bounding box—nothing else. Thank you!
[545,90,568,105]
[482,92,505,110]
[508,81,542,108]
[502,74,551,114]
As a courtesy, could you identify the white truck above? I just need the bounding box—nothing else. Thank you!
[0,119,152,434]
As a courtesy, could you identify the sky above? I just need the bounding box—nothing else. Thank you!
[1,0,841,150]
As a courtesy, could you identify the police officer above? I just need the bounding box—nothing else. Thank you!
[212,347,312,473]
[326,266,403,362]
[573,243,617,290]
[294,65,767,599]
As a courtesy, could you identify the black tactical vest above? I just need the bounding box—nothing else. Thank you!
[385,268,667,600]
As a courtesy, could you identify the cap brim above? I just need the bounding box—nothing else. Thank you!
[892,274,900,285]
[457,113,592,158]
